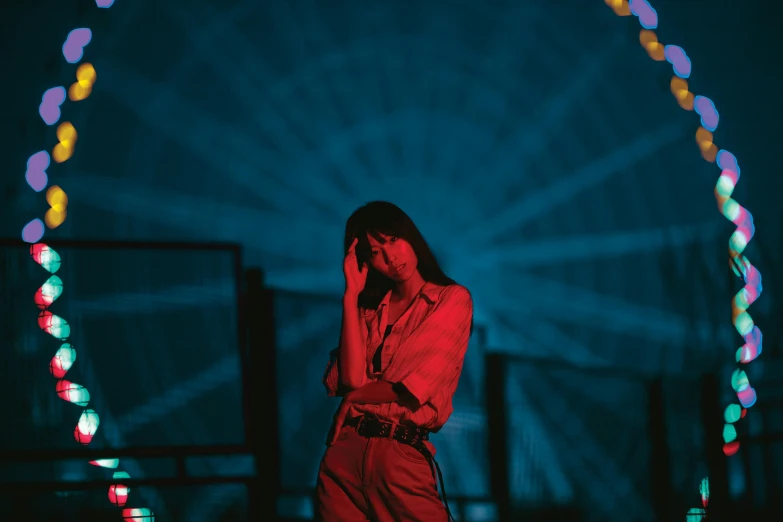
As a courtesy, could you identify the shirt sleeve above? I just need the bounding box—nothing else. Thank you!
[322,307,370,397]
[394,285,473,408]
[322,347,345,397]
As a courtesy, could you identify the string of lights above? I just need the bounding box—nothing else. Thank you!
[22,1,155,520]
[604,0,764,519]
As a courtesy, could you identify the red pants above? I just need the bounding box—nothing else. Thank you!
[316,425,448,521]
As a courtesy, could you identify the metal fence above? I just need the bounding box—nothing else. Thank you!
[0,238,271,522]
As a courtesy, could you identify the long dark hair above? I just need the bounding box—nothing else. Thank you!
[345,201,457,311]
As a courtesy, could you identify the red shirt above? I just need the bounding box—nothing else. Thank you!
[323,282,473,431]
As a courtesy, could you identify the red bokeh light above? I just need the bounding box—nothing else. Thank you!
[109,484,129,507]
[723,441,740,456]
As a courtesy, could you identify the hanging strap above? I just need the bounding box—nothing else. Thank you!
[411,439,456,522]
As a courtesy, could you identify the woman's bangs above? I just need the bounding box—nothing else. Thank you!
[366,214,406,242]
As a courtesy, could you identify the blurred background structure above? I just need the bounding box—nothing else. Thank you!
[1,1,781,521]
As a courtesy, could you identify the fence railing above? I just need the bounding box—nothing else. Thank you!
[0,239,274,521]
[484,351,730,522]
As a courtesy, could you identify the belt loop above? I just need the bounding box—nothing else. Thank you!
[388,421,397,439]
[357,415,364,433]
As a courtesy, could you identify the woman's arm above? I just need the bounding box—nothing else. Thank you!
[337,292,368,390]
[346,380,417,408]
[328,380,417,445]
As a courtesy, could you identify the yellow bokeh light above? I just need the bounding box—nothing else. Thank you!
[56,122,78,146]
[670,77,688,93]
[45,208,67,229]
[605,0,630,16]
[69,64,97,102]
[670,77,694,110]
[53,122,78,163]
[645,42,665,61]
[677,91,694,110]
[695,127,718,163]
[46,185,68,212]
[701,144,718,163]
[53,143,74,163]
[696,127,713,145]
[640,30,657,46]
[639,30,665,61]
[76,63,97,84]
[69,82,92,101]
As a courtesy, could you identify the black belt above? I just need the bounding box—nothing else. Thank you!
[346,414,430,443]
[346,415,455,522]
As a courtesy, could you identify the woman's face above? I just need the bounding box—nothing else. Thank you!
[366,232,419,282]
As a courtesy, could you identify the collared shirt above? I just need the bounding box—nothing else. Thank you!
[323,282,473,431]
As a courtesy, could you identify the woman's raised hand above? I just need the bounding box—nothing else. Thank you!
[343,237,368,296]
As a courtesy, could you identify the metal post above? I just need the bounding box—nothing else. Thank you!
[485,353,510,522]
[648,377,671,521]
[244,268,280,520]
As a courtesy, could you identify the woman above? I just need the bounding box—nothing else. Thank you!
[317,201,473,522]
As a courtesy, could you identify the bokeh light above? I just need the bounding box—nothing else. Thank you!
[69,63,97,102]
[25,0,145,515]
[56,380,91,407]
[38,310,71,339]
[122,508,156,522]
[22,218,45,244]
[62,28,92,64]
[737,386,757,408]
[686,507,706,521]
[608,0,765,516]
[629,0,658,29]
[671,77,695,111]
[723,441,740,457]
[49,343,77,379]
[30,244,61,273]
[35,275,64,309]
[109,484,130,507]
[695,126,717,162]
[723,403,741,423]
[90,459,120,469]
[53,121,78,163]
[25,151,51,192]
[639,30,665,61]
[109,472,132,506]
[730,369,749,392]
[74,409,101,445]
[38,87,66,126]
[722,423,737,443]
[664,45,692,78]
[695,96,720,131]
[604,0,631,17]
[45,185,69,229]
[699,477,709,507]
